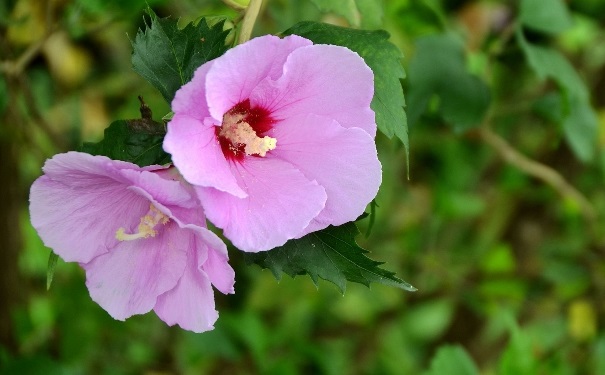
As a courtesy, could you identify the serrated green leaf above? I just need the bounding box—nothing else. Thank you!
[131,8,231,103]
[47,252,58,290]
[424,345,480,375]
[245,222,416,293]
[518,29,597,161]
[310,0,383,29]
[80,119,171,167]
[283,21,409,159]
[407,34,490,132]
[520,0,573,35]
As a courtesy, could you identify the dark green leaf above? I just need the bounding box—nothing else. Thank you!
[518,30,597,161]
[80,119,171,167]
[520,0,573,35]
[283,21,409,158]
[47,251,58,290]
[425,345,480,375]
[533,92,564,123]
[407,34,490,132]
[131,8,231,103]
[310,0,383,29]
[245,222,416,293]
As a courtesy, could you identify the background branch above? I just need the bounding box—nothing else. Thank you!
[478,126,597,221]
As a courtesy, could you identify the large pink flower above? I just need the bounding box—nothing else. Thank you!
[164,35,382,252]
[29,152,235,333]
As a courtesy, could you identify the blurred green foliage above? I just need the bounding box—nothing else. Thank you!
[1,0,605,374]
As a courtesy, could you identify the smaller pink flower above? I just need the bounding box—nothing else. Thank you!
[29,152,234,333]
[164,35,382,252]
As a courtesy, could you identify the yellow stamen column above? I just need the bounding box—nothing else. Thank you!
[116,205,169,241]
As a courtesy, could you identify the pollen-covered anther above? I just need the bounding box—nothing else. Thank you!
[219,112,276,157]
[116,204,169,241]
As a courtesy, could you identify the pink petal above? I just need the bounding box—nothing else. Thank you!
[120,168,196,210]
[153,238,220,333]
[84,221,188,320]
[164,114,247,198]
[172,62,214,120]
[205,35,312,122]
[29,154,152,263]
[41,151,142,182]
[196,157,327,252]
[250,44,376,137]
[199,228,235,295]
[271,114,382,235]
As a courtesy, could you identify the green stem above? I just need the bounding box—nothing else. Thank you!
[222,0,247,11]
[238,0,263,44]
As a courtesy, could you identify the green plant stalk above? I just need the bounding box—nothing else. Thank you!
[238,0,263,44]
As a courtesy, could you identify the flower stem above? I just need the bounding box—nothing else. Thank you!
[238,0,263,44]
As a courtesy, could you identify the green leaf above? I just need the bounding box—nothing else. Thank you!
[283,21,409,158]
[46,252,58,290]
[407,34,490,132]
[424,345,480,375]
[498,318,538,375]
[520,0,573,35]
[131,8,231,103]
[354,0,383,29]
[518,30,597,161]
[533,92,564,123]
[80,119,171,167]
[563,96,599,162]
[364,199,378,238]
[244,222,416,293]
[595,335,605,374]
[310,0,383,29]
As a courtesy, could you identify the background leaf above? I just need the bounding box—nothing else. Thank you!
[283,21,409,158]
[517,29,597,161]
[309,0,383,29]
[498,318,538,375]
[407,34,490,132]
[424,345,480,375]
[46,252,58,290]
[245,222,416,293]
[131,9,231,103]
[520,0,573,35]
[80,119,171,167]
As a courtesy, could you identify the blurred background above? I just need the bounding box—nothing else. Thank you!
[1,0,605,373]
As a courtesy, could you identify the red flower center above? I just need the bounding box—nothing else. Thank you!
[217,99,276,161]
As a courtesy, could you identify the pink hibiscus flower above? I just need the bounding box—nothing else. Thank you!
[29,152,235,333]
[164,35,382,252]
